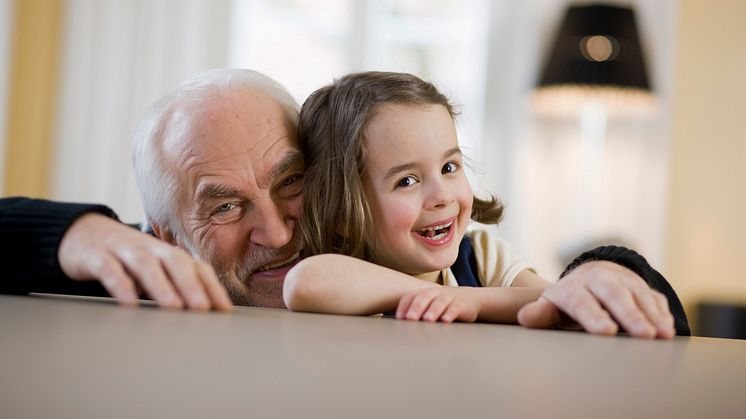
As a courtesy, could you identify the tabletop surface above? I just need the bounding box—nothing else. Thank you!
[2,294,745,419]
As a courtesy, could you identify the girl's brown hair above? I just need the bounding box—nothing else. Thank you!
[299,71,502,259]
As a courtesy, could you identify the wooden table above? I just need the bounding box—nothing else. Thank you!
[1,294,745,418]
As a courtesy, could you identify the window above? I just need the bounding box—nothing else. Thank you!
[228,0,491,154]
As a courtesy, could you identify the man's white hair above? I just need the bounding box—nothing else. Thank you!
[132,69,300,232]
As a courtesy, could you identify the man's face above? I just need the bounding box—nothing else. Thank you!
[162,88,304,307]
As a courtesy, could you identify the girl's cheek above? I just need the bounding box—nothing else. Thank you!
[388,203,420,232]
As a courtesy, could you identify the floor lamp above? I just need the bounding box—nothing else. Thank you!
[532,4,655,252]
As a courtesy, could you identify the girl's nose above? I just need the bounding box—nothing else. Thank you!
[425,179,455,210]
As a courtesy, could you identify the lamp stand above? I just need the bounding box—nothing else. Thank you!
[571,100,608,241]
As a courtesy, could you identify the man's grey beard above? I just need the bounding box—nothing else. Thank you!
[180,228,301,307]
[217,262,257,306]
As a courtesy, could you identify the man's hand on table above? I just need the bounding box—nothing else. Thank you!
[58,213,233,311]
[517,261,675,339]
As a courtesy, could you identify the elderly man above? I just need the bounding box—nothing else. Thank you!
[1,69,688,337]
[130,69,305,309]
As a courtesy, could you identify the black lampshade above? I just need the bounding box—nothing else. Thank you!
[539,4,650,91]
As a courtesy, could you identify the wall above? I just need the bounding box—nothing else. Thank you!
[3,0,62,197]
[665,0,746,313]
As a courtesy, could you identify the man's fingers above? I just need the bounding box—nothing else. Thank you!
[158,249,212,311]
[551,288,619,335]
[655,291,671,315]
[633,289,675,339]
[654,291,675,336]
[196,262,233,311]
[94,254,139,306]
[120,251,184,309]
[587,280,654,338]
[58,213,231,311]
[517,297,561,329]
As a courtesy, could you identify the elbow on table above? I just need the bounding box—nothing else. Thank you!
[283,256,325,311]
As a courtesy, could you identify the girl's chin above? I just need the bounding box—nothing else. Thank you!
[413,255,460,275]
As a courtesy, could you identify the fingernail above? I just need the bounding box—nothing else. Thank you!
[597,319,617,334]
[167,294,183,308]
[597,318,612,328]
[193,294,209,310]
[122,296,138,306]
[637,323,655,337]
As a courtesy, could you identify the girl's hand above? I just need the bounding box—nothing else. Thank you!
[395,287,479,323]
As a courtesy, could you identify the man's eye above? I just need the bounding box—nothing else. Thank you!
[396,176,418,188]
[280,174,302,188]
[214,203,236,214]
[442,161,460,174]
[275,174,304,199]
[277,174,304,199]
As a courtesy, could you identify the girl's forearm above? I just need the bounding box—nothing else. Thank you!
[283,254,436,314]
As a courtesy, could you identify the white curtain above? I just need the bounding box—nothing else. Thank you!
[50,0,232,221]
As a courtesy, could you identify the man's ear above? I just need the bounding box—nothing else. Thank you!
[151,223,177,246]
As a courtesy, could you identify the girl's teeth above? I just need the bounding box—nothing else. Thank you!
[417,221,453,239]
[418,221,453,234]
[427,221,452,231]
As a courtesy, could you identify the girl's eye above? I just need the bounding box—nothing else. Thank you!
[442,161,460,174]
[396,176,418,188]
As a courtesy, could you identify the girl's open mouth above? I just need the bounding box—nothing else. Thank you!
[415,220,453,241]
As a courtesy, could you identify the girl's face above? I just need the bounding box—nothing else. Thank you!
[362,103,473,276]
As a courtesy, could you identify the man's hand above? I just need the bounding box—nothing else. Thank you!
[396,287,479,323]
[58,213,232,311]
[517,261,675,339]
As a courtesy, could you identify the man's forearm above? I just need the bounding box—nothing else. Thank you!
[0,197,117,295]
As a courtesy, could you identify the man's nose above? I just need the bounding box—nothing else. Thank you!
[248,200,293,249]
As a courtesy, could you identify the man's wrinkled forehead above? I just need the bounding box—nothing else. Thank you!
[160,88,299,162]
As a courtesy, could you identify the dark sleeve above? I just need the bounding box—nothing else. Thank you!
[0,197,118,296]
[560,245,691,336]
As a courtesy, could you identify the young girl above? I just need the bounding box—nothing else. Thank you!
[283,71,550,323]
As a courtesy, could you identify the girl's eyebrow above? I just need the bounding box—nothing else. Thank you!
[384,163,417,180]
[383,147,462,180]
[444,147,462,159]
